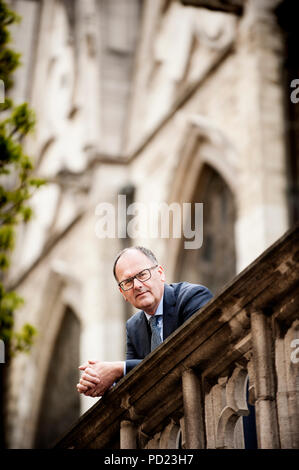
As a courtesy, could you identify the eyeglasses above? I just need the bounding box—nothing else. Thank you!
[118,265,158,291]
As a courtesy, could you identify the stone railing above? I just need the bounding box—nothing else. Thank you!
[180,0,245,15]
[55,224,299,449]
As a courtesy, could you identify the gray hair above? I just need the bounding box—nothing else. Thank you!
[113,246,158,281]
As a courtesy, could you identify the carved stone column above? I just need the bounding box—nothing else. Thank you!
[182,369,206,448]
[251,309,280,448]
[120,420,137,449]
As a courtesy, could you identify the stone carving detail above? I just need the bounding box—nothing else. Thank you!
[144,420,180,449]
[144,3,237,132]
[215,367,250,449]
[193,8,237,50]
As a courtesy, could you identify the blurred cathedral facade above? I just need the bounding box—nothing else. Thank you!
[3,0,298,448]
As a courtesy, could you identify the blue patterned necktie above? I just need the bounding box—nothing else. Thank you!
[149,315,162,352]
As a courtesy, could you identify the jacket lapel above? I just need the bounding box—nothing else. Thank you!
[162,283,177,340]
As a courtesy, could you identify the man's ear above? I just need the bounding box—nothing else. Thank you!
[158,265,166,282]
[119,286,128,301]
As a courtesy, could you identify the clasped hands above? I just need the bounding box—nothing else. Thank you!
[77,360,124,397]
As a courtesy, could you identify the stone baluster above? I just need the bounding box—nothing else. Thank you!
[182,369,205,448]
[251,309,280,448]
[120,420,137,449]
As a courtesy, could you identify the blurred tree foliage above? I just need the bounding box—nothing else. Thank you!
[0,0,45,359]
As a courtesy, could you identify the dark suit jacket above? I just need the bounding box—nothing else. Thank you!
[125,282,213,373]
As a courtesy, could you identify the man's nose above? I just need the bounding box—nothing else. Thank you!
[133,277,144,288]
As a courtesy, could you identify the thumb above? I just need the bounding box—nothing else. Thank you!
[78,360,92,370]
[79,359,96,370]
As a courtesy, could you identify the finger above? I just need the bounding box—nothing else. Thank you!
[83,372,101,383]
[79,375,95,386]
[85,368,100,377]
[80,378,97,388]
[79,359,97,370]
[77,384,88,392]
[82,371,100,383]
[77,382,87,389]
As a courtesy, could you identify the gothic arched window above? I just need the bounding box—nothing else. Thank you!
[34,307,80,448]
[176,164,236,295]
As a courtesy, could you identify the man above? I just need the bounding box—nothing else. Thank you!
[77,246,212,397]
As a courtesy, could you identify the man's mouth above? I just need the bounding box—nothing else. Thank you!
[135,291,148,299]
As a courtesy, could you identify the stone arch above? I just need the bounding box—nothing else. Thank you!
[166,115,238,293]
[176,163,237,293]
[176,428,183,449]
[34,304,81,448]
[168,114,238,206]
[22,267,82,448]
[216,405,242,449]
[159,420,181,449]
[216,369,249,449]
[216,370,257,449]
[225,366,249,414]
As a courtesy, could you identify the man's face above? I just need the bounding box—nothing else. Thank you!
[115,249,165,315]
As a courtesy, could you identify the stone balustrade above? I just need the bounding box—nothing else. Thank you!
[180,0,245,15]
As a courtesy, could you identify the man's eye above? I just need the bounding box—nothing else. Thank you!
[138,271,148,280]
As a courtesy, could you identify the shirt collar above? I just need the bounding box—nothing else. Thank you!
[144,294,164,321]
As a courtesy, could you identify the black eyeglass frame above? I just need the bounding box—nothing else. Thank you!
[118,265,159,291]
